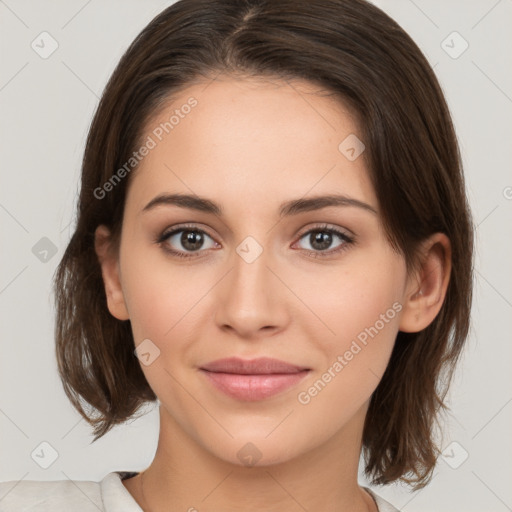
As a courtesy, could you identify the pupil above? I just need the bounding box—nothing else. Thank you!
[311,231,331,250]
[182,230,203,251]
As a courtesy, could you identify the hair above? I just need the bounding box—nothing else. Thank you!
[53,0,474,491]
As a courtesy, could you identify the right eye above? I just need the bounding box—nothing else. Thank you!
[157,225,219,258]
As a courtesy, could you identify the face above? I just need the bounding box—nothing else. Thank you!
[97,76,418,467]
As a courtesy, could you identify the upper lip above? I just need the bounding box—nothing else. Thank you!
[200,357,310,375]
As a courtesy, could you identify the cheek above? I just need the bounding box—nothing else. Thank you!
[297,257,403,340]
[282,261,404,451]
[292,257,404,398]
[120,246,206,343]
[120,252,210,400]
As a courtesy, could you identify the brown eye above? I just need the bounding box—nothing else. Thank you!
[157,226,218,258]
[295,226,354,258]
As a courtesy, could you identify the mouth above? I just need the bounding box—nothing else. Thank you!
[199,357,311,401]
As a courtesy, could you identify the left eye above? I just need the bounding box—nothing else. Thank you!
[295,227,352,255]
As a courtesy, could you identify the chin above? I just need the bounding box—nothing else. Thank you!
[201,433,310,469]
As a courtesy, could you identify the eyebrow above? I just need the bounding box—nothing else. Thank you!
[141,193,377,217]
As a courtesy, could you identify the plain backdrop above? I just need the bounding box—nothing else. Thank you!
[1,1,511,511]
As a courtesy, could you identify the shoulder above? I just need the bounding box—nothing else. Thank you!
[0,477,101,511]
[363,486,402,512]
[0,471,139,512]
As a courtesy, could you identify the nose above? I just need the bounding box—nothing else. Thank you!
[213,240,289,339]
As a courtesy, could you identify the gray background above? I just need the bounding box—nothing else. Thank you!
[1,1,511,510]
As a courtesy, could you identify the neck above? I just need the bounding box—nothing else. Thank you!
[131,403,377,512]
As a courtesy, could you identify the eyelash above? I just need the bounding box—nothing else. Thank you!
[155,223,355,260]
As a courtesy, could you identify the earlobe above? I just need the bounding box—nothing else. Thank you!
[94,225,130,321]
[399,233,452,333]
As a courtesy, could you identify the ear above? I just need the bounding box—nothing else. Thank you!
[399,233,452,333]
[94,225,130,321]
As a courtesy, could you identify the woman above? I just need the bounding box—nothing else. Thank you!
[0,0,473,510]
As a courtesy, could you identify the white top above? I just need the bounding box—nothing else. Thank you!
[0,471,400,511]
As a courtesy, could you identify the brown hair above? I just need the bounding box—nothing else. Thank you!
[53,0,474,490]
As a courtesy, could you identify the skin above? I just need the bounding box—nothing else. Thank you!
[95,75,451,512]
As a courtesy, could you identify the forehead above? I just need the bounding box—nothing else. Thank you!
[127,76,376,215]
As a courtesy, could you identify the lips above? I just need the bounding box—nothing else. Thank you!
[199,357,311,401]
[200,357,309,375]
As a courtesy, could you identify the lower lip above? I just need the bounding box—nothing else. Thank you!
[200,370,310,401]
